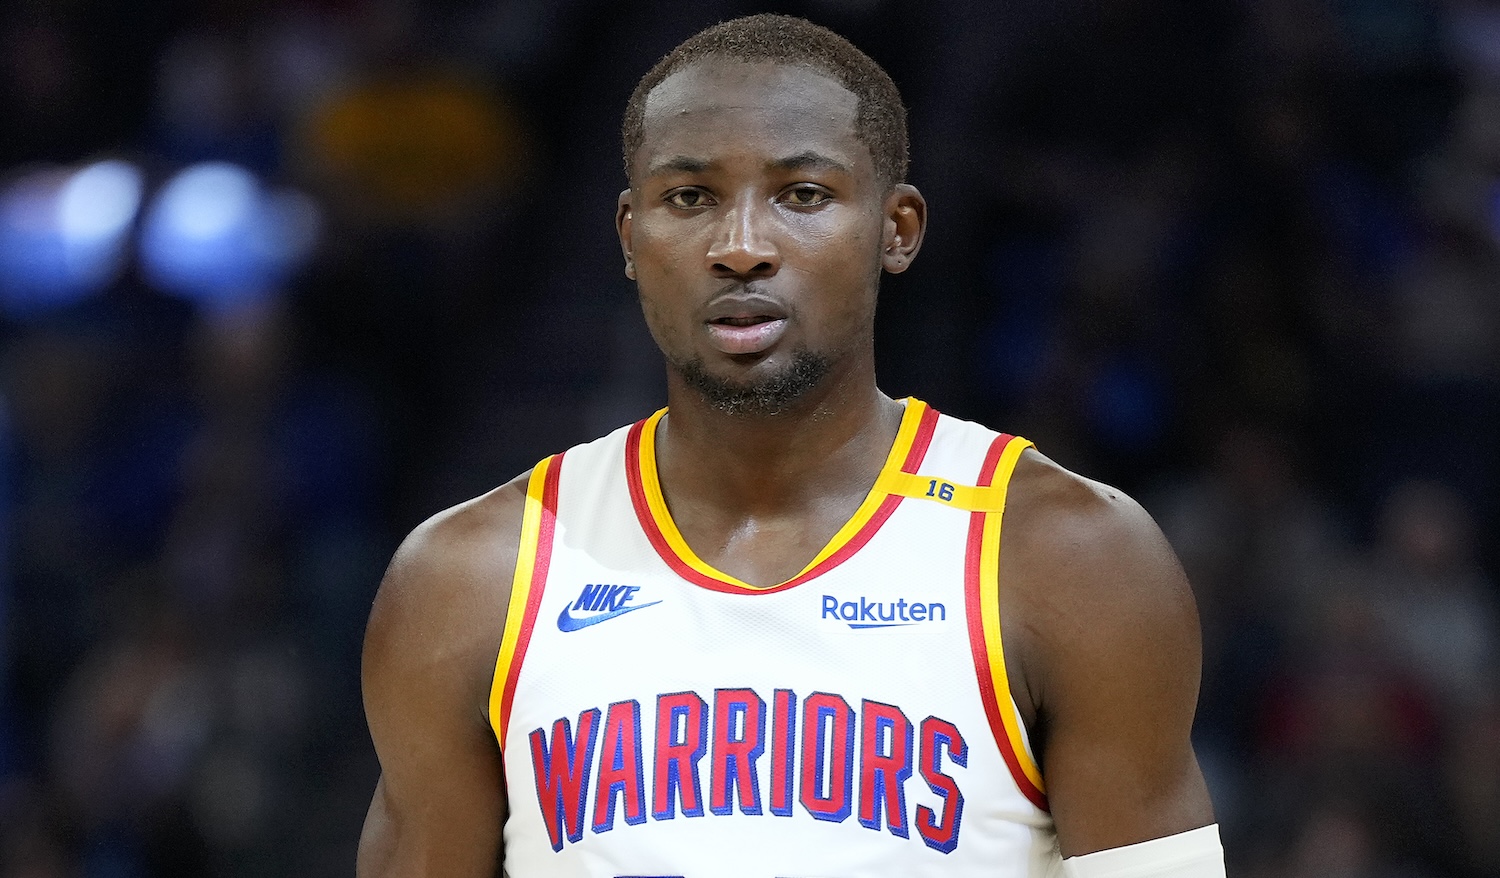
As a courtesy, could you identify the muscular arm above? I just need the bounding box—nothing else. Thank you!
[1002,452,1216,858]
[357,477,529,878]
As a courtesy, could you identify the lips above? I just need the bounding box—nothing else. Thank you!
[703,292,789,355]
[706,317,787,355]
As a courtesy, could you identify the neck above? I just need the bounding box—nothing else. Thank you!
[655,371,904,516]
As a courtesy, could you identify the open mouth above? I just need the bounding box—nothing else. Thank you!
[704,314,788,355]
[711,315,778,327]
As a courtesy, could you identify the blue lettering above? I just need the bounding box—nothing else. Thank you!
[545,693,970,854]
[821,595,949,628]
[576,583,607,611]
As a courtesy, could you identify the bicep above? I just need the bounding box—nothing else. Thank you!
[357,720,507,878]
[358,768,506,878]
[1015,489,1214,857]
[357,521,513,878]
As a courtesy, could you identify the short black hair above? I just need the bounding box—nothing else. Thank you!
[621,14,909,190]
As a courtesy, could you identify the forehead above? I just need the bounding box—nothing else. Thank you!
[637,59,866,175]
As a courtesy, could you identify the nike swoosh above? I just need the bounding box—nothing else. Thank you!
[557,600,662,632]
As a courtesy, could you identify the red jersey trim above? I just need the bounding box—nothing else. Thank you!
[626,400,939,595]
[963,434,1048,811]
[489,452,564,751]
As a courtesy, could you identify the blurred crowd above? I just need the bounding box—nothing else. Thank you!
[0,0,1497,875]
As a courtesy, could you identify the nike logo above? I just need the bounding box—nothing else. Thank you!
[557,600,662,632]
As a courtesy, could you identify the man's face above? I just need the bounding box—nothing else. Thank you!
[618,59,914,416]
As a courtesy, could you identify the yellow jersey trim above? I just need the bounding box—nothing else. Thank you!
[489,456,554,751]
[977,438,1045,791]
[635,398,930,591]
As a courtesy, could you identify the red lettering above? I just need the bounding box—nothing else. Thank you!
[799,692,854,822]
[769,689,797,816]
[915,716,966,853]
[528,708,601,851]
[592,700,645,832]
[652,691,707,819]
[858,700,913,836]
[709,688,766,815]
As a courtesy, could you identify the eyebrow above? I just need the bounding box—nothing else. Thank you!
[769,151,850,175]
[643,151,852,178]
[645,155,713,177]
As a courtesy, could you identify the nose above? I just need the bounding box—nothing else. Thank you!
[706,195,779,279]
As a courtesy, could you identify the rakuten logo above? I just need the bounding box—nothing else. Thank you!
[821,595,947,629]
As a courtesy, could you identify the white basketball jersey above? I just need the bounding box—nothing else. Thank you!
[490,399,1063,878]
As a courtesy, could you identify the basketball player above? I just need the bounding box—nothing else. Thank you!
[358,14,1225,878]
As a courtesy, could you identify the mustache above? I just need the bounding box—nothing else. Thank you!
[712,278,772,297]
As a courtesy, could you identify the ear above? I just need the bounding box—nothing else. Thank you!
[616,188,636,280]
[880,183,927,275]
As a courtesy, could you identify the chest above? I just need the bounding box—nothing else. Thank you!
[489,409,1058,877]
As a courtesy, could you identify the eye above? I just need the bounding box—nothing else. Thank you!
[664,188,714,209]
[782,185,831,207]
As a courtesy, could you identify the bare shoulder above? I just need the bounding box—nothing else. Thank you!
[998,449,1213,854]
[1001,448,1199,659]
[357,471,534,878]
[369,468,534,660]
[371,473,532,632]
[364,471,533,711]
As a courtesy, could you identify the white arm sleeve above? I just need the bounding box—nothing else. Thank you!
[1061,824,1226,878]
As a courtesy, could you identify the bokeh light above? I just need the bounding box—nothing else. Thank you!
[138,161,320,311]
[0,159,144,316]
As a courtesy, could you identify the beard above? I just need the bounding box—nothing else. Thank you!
[673,349,832,417]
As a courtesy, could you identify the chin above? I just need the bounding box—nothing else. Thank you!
[675,349,832,416]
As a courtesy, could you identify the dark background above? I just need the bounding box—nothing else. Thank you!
[1,0,1498,875]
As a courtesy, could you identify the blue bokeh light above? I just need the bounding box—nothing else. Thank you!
[138,161,320,312]
[0,160,145,316]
